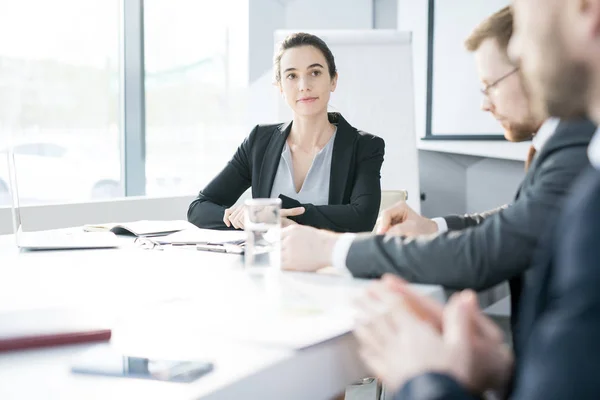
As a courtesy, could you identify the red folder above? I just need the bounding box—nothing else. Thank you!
[0,308,112,353]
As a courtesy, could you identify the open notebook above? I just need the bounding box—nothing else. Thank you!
[83,220,196,237]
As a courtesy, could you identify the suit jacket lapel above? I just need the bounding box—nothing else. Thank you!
[256,122,291,198]
[516,118,596,200]
[534,119,596,166]
[329,113,356,205]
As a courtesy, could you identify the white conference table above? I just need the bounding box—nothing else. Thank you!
[0,232,445,400]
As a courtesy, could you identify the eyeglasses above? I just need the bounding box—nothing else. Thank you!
[481,67,519,97]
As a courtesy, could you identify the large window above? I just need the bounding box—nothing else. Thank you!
[143,0,250,197]
[0,0,122,206]
[0,0,259,206]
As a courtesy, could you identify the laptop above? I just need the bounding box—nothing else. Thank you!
[6,150,120,251]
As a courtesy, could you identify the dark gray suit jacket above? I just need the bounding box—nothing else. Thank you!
[346,119,596,292]
[393,167,600,400]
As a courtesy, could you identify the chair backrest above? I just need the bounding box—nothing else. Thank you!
[380,190,407,212]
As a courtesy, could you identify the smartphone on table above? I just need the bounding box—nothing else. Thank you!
[71,345,214,383]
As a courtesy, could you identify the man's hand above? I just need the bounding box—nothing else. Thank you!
[354,279,514,394]
[444,291,514,394]
[354,283,449,392]
[281,225,339,272]
[376,275,444,332]
[376,201,438,236]
[280,207,306,228]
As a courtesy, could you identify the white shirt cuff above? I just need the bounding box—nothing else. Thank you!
[332,233,357,276]
[431,217,448,233]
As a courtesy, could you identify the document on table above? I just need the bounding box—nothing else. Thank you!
[155,228,246,245]
[83,220,195,237]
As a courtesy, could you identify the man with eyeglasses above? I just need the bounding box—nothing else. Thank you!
[280,6,595,338]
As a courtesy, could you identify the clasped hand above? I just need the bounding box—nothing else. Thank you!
[223,205,305,229]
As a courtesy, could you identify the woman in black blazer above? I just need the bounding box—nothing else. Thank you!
[187,33,385,233]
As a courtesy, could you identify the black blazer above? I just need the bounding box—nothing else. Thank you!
[187,113,385,232]
[393,167,600,400]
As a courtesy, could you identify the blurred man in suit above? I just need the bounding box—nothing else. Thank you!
[281,7,596,342]
[354,0,600,399]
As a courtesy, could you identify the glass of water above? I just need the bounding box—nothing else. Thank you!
[244,198,282,270]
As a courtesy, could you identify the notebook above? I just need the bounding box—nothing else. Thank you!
[155,227,246,245]
[0,308,112,353]
[83,220,196,237]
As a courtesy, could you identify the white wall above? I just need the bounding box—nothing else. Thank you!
[249,0,373,83]
[284,0,372,30]
[373,0,397,29]
[397,0,428,139]
[248,0,286,83]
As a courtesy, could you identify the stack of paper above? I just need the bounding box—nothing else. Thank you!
[155,228,246,245]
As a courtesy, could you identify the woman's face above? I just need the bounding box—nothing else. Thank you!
[278,45,337,117]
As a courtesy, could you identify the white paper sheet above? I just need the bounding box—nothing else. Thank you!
[156,228,246,245]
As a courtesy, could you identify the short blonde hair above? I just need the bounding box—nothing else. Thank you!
[465,6,513,54]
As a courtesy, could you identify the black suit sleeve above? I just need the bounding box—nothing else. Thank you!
[187,126,257,230]
[509,171,600,400]
[346,145,589,290]
[393,373,479,400]
[278,136,384,233]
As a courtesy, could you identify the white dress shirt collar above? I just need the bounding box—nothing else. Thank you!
[587,127,600,170]
[532,117,560,152]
